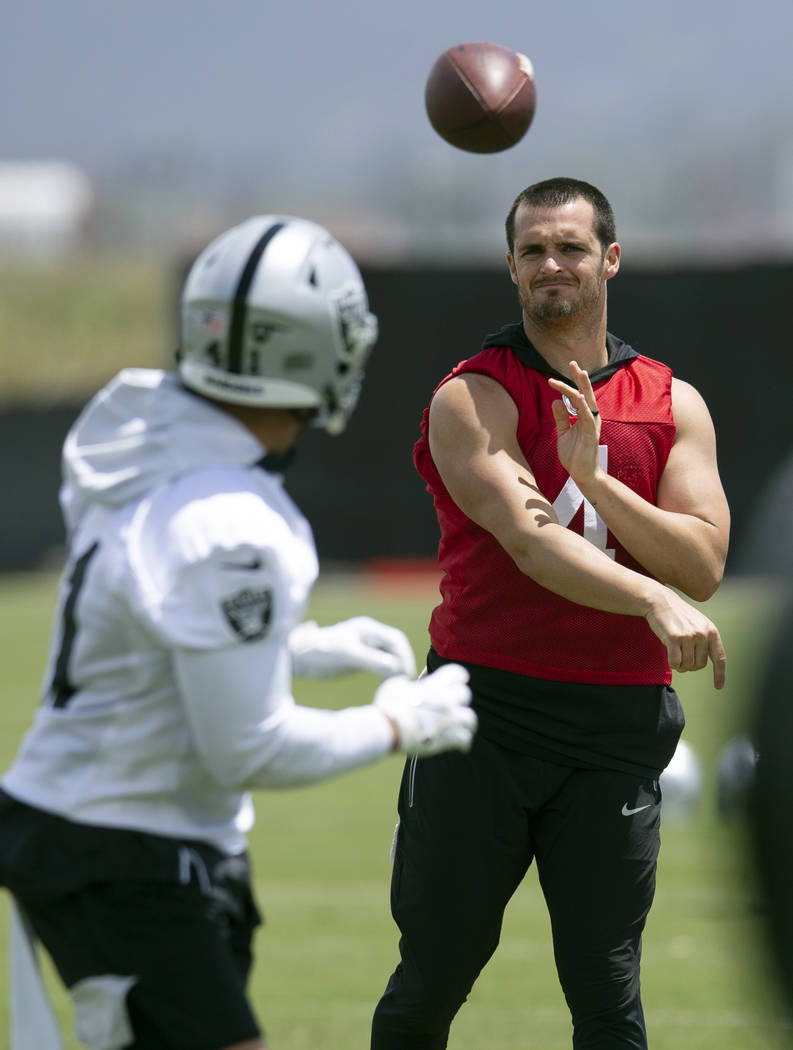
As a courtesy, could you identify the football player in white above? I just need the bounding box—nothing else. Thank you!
[0,216,476,1050]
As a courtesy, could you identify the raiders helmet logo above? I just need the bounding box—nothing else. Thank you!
[222,587,273,642]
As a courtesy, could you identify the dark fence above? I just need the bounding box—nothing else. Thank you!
[2,261,791,572]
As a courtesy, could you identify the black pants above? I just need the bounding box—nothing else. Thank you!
[371,736,661,1049]
[0,792,262,1050]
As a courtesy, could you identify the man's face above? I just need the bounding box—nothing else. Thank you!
[506,198,620,326]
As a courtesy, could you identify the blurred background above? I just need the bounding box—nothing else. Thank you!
[2,0,793,572]
[1,0,792,571]
[1,3,793,1045]
[3,0,793,261]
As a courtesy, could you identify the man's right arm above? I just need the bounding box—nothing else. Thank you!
[428,373,726,687]
[173,643,475,789]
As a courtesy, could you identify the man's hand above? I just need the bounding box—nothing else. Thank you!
[374,664,477,755]
[289,616,417,680]
[644,586,727,689]
[548,362,602,484]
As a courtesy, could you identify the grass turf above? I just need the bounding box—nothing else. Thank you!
[0,571,790,1048]
[0,259,170,406]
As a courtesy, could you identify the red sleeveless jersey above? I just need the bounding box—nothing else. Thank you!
[414,345,676,685]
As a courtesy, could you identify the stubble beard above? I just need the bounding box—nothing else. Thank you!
[520,274,605,328]
[526,294,578,323]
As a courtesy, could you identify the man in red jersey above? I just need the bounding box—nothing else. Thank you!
[371,178,730,1050]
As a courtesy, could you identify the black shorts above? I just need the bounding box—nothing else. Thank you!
[0,791,262,1050]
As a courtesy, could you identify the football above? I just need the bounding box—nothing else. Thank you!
[424,41,536,154]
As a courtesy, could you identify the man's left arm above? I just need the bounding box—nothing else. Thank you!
[561,374,730,601]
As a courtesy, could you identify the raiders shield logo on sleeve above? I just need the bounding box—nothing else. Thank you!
[221,587,273,642]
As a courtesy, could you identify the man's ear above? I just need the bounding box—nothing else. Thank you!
[505,251,519,285]
[604,242,621,281]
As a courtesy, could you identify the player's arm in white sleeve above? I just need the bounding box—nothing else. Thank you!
[174,640,393,788]
[132,485,474,790]
[173,641,472,789]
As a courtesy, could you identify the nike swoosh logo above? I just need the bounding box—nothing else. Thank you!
[221,557,263,571]
[621,803,652,816]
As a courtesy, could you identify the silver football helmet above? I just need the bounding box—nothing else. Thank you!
[178,215,378,434]
[659,739,703,822]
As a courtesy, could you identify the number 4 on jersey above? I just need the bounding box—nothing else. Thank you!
[552,446,615,559]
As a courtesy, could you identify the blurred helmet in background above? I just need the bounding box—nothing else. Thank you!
[660,739,704,821]
[716,735,758,820]
[178,215,378,434]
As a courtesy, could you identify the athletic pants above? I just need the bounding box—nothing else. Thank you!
[0,793,262,1050]
[370,734,661,1049]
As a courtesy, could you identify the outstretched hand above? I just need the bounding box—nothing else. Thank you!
[548,362,602,483]
[374,663,477,755]
[289,616,417,680]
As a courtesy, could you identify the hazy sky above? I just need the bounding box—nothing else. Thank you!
[3,0,791,260]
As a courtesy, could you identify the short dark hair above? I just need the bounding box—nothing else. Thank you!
[505,177,616,254]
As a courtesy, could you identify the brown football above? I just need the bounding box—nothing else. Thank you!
[424,41,536,154]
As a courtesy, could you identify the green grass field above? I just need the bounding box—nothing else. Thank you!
[0,571,791,1049]
[0,259,170,406]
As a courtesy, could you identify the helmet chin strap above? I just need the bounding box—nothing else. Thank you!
[259,408,317,475]
[258,447,297,474]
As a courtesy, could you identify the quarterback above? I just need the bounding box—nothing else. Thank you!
[371,178,729,1050]
[0,216,476,1050]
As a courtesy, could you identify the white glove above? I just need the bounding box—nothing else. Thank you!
[374,663,477,756]
[289,616,418,680]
